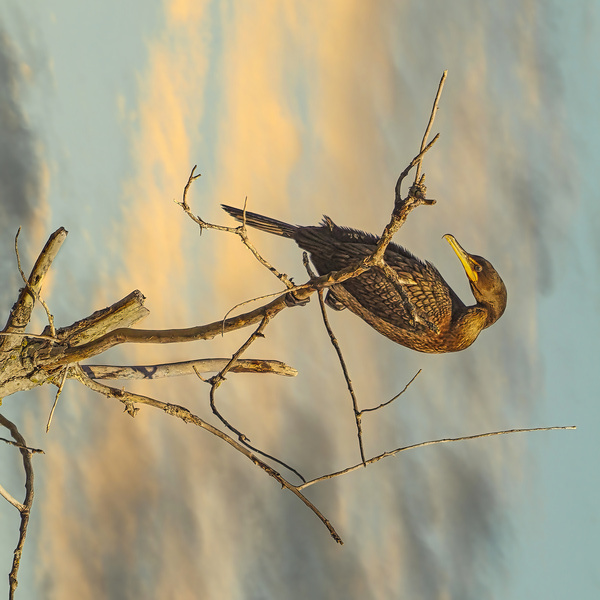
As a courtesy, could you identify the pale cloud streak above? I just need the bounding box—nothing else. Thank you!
[0,25,49,314]
[118,0,212,328]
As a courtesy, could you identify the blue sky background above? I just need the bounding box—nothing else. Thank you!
[0,1,598,598]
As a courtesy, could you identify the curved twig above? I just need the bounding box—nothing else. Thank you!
[298,426,577,490]
[361,369,422,413]
[0,414,36,599]
[414,70,447,184]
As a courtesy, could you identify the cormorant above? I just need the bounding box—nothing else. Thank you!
[221,205,507,353]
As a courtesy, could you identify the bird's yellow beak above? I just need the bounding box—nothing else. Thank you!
[443,234,481,283]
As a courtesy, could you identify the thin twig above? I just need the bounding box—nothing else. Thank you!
[361,369,422,413]
[203,316,306,482]
[414,69,447,184]
[298,426,577,490]
[221,288,291,323]
[0,414,36,599]
[393,135,440,208]
[0,438,44,454]
[46,365,69,432]
[176,168,294,289]
[316,288,366,465]
[179,165,202,212]
[207,316,272,435]
[238,196,295,289]
[302,252,366,465]
[0,484,26,512]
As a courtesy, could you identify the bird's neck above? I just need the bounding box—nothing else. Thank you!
[471,296,505,329]
[450,305,489,350]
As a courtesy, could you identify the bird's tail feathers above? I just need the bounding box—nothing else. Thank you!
[221,204,298,238]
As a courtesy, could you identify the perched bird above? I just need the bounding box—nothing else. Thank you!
[221,204,507,353]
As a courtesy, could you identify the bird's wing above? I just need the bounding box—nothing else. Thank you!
[321,242,455,331]
[294,225,457,332]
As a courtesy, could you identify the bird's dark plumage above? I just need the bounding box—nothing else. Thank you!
[221,204,507,353]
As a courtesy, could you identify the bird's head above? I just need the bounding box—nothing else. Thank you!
[444,234,507,328]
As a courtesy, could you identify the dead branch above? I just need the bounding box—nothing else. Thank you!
[46,365,69,432]
[0,484,25,513]
[49,289,150,345]
[0,227,67,352]
[207,315,273,436]
[302,253,366,465]
[80,358,297,380]
[73,366,341,543]
[0,439,44,454]
[414,70,447,184]
[0,414,36,600]
[177,170,295,289]
[37,290,292,367]
[15,228,57,339]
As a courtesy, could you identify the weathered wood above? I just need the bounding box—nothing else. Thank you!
[0,231,297,400]
[1,228,68,352]
[80,358,297,380]
[46,290,149,345]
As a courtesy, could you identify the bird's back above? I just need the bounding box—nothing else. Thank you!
[294,221,462,352]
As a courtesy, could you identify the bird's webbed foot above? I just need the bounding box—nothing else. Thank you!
[324,289,346,311]
[284,290,310,307]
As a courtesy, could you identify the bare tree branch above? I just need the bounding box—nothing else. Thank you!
[361,369,422,413]
[303,253,366,466]
[414,70,447,184]
[0,439,44,454]
[1,227,67,352]
[0,414,36,599]
[14,228,57,339]
[40,291,293,366]
[46,365,69,432]
[74,365,342,543]
[177,167,295,289]
[298,426,577,491]
[0,484,25,512]
[80,358,297,380]
[51,289,150,345]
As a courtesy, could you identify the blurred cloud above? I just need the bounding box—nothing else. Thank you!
[0,24,49,313]
[117,0,212,329]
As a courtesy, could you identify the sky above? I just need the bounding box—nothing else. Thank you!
[0,1,598,599]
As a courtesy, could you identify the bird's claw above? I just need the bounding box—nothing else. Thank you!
[284,291,310,307]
